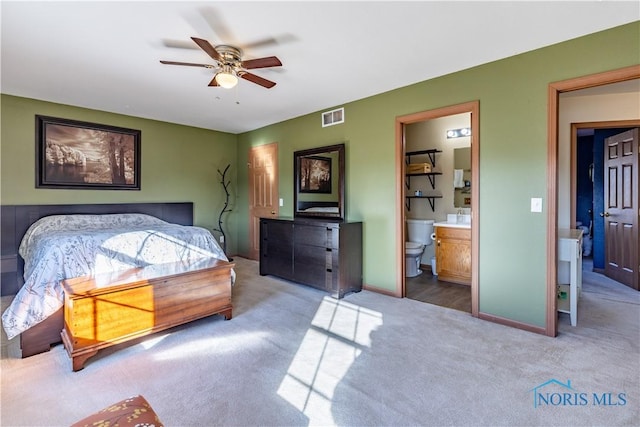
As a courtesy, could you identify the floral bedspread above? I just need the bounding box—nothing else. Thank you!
[2,213,229,340]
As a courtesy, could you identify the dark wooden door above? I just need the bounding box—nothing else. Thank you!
[603,128,639,290]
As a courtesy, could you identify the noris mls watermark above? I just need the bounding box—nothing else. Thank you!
[530,379,627,408]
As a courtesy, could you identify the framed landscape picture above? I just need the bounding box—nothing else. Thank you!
[299,155,331,193]
[36,115,141,190]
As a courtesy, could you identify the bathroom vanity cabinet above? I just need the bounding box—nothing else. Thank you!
[259,218,363,298]
[435,225,471,286]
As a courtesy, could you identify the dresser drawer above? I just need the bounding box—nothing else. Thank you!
[294,224,338,248]
[260,219,294,279]
[294,244,338,272]
[294,244,338,290]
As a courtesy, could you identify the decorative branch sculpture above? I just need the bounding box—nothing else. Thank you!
[213,164,233,261]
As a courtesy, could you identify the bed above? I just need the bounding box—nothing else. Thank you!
[296,201,340,214]
[0,203,232,358]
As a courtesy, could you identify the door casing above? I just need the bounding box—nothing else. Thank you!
[548,65,640,336]
[395,101,480,318]
[570,122,640,280]
[570,121,640,230]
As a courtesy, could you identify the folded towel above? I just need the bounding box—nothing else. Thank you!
[454,169,464,188]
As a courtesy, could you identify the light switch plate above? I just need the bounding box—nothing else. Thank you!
[279,198,283,207]
[531,197,543,213]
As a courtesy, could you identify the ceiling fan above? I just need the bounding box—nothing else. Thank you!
[160,37,282,89]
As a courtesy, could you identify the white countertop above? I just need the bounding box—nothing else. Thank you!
[559,228,583,240]
[434,221,471,229]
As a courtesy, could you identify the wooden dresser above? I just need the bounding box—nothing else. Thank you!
[259,218,363,298]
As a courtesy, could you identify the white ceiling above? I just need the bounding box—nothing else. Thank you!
[2,1,638,134]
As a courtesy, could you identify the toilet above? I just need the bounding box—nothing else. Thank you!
[405,219,434,277]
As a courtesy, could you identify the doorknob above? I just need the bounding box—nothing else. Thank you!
[599,212,610,217]
[271,211,276,215]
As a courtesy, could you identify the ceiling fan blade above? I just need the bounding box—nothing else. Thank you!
[242,37,279,50]
[208,75,220,87]
[191,37,221,62]
[240,72,276,89]
[198,7,234,42]
[160,60,213,68]
[162,39,199,50]
[241,56,282,70]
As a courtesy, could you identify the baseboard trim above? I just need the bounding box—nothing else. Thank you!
[419,263,434,274]
[363,283,399,297]
[478,312,548,336]
[364,285,550,336]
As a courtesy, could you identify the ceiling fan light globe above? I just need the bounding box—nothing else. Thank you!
[216,72,238,89]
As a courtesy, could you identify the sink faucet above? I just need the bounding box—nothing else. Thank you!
[457,209,464,224]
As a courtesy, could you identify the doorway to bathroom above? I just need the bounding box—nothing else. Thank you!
[405,274,472,312]
[395,101,479,317]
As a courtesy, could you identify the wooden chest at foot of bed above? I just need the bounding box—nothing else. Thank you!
[61,258,234,371]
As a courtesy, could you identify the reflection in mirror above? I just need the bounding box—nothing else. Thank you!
[294,143,345,220]
[454,146,471,208]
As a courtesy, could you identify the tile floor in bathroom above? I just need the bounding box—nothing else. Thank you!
[405,265,471,313]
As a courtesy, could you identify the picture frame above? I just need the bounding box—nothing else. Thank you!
[36,115,141,190]
[299,155,332,193]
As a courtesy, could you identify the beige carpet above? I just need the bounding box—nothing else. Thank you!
[1,257,638,426]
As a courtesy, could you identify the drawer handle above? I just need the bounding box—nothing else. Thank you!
[326,268,332,273]
[326,248,332,252]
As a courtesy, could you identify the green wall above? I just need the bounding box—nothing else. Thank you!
[2,22,638,329]
[236,22,639,328]
[0,95,239,254]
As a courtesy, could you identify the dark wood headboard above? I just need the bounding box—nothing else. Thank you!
[0,202,194,296]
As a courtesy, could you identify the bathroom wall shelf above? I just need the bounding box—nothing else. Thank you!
[405,149,442,211]
[405,171,442,189]
[405,195,442,211]
[406,149,442,166]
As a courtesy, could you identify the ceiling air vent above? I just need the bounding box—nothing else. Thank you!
[321,107,344,127]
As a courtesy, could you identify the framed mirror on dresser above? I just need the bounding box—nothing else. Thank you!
[260,143,362,298]
[293,143,345,220]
